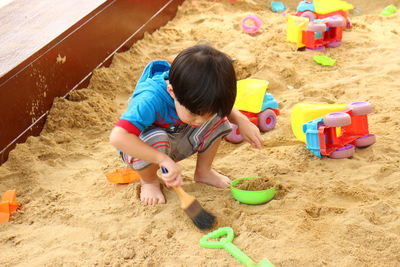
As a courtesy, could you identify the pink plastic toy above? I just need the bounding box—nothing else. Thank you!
[241,15,262,34]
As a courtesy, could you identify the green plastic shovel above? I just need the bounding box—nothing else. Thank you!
[200,227,275,267]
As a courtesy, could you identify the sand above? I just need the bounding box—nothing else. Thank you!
[1,0,400,266]
[235,177,275,191]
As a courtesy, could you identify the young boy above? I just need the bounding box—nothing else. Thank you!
[109,44,262,205]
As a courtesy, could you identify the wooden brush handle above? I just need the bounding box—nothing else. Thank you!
[173,186,195,209]
[160,167,196,209]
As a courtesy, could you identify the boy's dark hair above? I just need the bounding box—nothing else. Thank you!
[169,44,236,117]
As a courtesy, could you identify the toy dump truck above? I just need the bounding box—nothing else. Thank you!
[225,79,279,144]
[287,0,353,50]
[291,102,376,158]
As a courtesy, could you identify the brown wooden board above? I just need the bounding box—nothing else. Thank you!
[0,0,185,165]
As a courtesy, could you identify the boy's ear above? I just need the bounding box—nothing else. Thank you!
[167,83,176,99]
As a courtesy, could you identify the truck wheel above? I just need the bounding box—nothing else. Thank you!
[328,144,355,159]
[327,41,341,48]
[325,15,346,27]
[258,109,277,132]
[225,123,244,144]
[347,102,372,116]
[300,11,316,21]
[324,112,351,127]
[355,134,376,147]
[306,23,327,32]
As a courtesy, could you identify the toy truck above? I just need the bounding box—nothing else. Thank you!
[287,0,353,50]
[225,79,279,144]
[291,102,376,158]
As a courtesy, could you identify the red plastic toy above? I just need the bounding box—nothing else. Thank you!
[0,190,19,223]
[301,102,376,158]
[288,0,353,50]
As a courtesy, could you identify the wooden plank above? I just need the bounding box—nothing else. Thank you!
[0,0,107,77]
[0,0,185,165]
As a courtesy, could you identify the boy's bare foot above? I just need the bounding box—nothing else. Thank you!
[140,180,165,205]
[194,169,231,188]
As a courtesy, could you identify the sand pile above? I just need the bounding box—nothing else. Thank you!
[1,0,400,266]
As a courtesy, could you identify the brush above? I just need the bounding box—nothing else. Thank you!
[161,167,215,230]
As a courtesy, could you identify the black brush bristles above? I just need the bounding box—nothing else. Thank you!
[190,209,216,230]
[184,199,216,230]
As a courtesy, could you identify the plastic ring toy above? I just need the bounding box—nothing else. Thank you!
[241,15,262,34]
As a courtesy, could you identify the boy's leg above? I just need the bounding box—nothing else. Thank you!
[120,127,170,205]
[194,138,231,188]
[136,164,165,205]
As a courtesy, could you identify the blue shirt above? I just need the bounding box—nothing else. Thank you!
[116,60,182,136]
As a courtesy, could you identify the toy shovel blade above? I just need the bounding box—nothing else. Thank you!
[106,168,141,184]
[200,227,275,267]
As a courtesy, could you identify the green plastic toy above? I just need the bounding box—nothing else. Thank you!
[380,4,397,16]
[313,55,336,66]
[231,177,276,205]
[200,227,275,267]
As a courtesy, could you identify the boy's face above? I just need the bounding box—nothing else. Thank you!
[167,83,213,127]
[174,99,213,127]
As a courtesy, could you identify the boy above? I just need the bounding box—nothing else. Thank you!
[109,44,262,205]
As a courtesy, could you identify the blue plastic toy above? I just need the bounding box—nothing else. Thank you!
[271,1,287,13]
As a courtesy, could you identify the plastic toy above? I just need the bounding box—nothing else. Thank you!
[313,55,336,66]
[0,190,19,224]
[271,1,287,13]
[106,168,141,184]
[287,0,353,50]
[200,227,275,267]
[380,4,397,16]
[291,102,376,158]
[241,15,262,35]
[231,177,276,205]
[225,79,279,144]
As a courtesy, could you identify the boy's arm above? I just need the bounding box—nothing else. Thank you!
[110,127,166,164]
[228,108,263,149]
[109,126,182,186]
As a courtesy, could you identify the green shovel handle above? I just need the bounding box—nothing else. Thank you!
[200,227,275,267]
[223,242,255,266]
[223,243,275,267]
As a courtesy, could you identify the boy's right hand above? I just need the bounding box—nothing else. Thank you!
[159,159,182,187]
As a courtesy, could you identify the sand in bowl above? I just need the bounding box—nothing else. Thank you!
[235,177,275,191]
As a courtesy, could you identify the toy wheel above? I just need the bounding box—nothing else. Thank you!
[328,144,355,159]
[300,11,316,21]
[241,15,262,34]
[258,109,277,132]
[355,134,376,147]
[225,123,244,144]
[326,15,346,27]
[347,102,372,116]
[327,41,341,48]
[324,112,351,127]
[307,23,326,32]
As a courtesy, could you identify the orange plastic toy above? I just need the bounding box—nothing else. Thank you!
[106,168,141,184]
[0,189,19,223]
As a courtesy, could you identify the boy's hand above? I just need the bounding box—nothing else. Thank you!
[237,117,263,149]
[228,108,263,149]
[159,159,183,187]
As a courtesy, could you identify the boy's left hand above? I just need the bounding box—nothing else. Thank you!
[237,118,263,149]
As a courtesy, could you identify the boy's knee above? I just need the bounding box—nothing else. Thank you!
[140,130,171,154]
